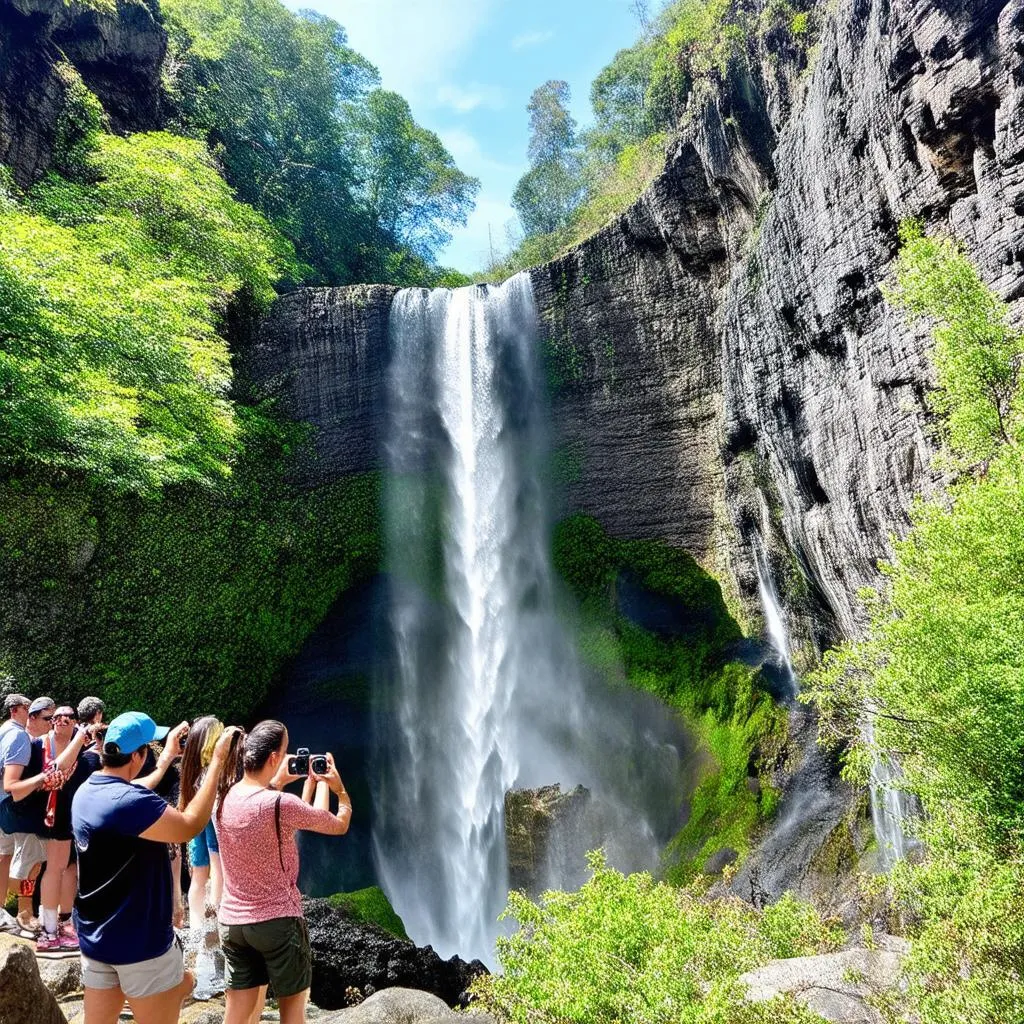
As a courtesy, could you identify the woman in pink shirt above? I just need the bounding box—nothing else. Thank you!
[216,720,351,1024]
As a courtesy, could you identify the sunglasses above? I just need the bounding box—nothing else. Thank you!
[39,714,54,721]
[53,714,74,722]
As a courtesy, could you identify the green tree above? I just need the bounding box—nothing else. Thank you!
[588,42,658,158]
[162,0,378,284]
[0,131,297,493]
[349,89,479,279]
[512,81,586,237]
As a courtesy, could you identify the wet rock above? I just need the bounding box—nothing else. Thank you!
[244,285,399,483]
[0,934,67,1024]
[505,784,590,896]
[702,847,739,875]
[304,898,487,1012]
[738,938,910,1024]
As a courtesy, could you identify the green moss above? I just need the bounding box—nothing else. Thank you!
[0,413,381,724]
[327,886,409,940]
[552,515,787,881]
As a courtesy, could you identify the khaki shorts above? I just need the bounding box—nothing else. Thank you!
[219,916,311,998]
[81,938,185,999]
[0,831,44,880]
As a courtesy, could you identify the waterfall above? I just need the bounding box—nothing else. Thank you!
[751,532,798,698]
[372,274,689,963]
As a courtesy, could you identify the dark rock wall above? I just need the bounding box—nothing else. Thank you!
[245,286,399,480]
[246,0,1024,652]
[531,0,1024,645]
[0,0,166,186]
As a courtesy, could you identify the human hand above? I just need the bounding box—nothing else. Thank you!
[164,721,190,760]
[313,752,346,796]
[272,755,306,790]
[211,725,243,767]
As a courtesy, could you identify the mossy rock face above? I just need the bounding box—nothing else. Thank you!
[327,886,409,940]
[551,514,789,883]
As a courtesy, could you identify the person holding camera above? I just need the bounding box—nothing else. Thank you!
[34,705,103,952]
[215,720,351,1024]
[72,711,240,1024]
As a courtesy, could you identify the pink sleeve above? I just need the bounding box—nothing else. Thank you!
[278,792,338,832]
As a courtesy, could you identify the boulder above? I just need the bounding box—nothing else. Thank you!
[304,899,488,1012]
[315,987,497,1024]
[738,938,910,1024]
[505,784,590,895]
[0,934,67,1024]
[35,953,82,998]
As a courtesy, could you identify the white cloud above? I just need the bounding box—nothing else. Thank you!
[438,128,520,177]
[284,0,496,98]
[436,83,506,113]
[510,30,554,50]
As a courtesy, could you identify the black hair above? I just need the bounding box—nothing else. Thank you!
[100,745,139,769]
[217,720,286,818]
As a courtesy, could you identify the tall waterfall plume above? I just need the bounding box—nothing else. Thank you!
[372,274,689,963]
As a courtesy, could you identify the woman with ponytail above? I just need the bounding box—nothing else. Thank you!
[179,716,227,930]
[216,720,351,1024]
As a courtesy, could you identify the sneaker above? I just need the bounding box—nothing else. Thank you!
[0,909,20,934]
[36,931,62,954]
[57,930,79,952]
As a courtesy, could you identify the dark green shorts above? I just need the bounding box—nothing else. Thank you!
[218,916,312,997]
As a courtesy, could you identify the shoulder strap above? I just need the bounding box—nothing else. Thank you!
[274,793,285,872]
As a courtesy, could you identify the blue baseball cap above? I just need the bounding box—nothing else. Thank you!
[104,712,169,755]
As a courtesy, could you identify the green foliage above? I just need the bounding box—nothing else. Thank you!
[475,852,837,1024]
[350,89,479,272]
[512,82,586,238]
[553,515,787,874]
[0,131,297,492]
[327,886,409,940]
[805,227,1024,1023]
[886,219,1023,464]
[0,434,381,724]
[162,0,477,282]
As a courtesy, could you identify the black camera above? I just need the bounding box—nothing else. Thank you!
[310,754,329,776]
[288,747,310,775]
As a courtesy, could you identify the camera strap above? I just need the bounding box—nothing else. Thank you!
[274,793,285,872]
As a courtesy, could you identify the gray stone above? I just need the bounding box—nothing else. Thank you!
[0,934,68,1024]
[315,987,458,1023]
[738,940,910,1024]
[0,0,166,187]
[35,953,82,998]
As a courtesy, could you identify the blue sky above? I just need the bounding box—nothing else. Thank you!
[284,0,641,272]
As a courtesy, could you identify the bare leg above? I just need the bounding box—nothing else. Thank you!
[188,864,210,929]
[209,850,223,912]
[60,859,77,916]
[40,840,70,933]
[278,988,309,1024]
[248,984,268,1024]
[83,984,126,1024]
[0,854,11,910]
[170,845,184,928]
[224,986,262,1024]
[126,970,194,1024]
[17,861,40,924]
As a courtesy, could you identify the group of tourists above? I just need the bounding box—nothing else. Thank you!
[1,692,352,1024]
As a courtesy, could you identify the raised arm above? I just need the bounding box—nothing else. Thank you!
[136,722,188,792]
[140,726,241,843]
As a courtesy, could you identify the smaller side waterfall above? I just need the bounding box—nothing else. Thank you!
[751,532,798,698]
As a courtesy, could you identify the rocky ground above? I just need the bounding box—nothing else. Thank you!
[2,925,910,1024]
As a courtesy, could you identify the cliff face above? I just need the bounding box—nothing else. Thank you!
[533,0,1024,645]
[249,0,1024,653]
[0,0,166,186]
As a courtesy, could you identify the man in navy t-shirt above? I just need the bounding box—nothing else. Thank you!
[72,711,239,1024]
